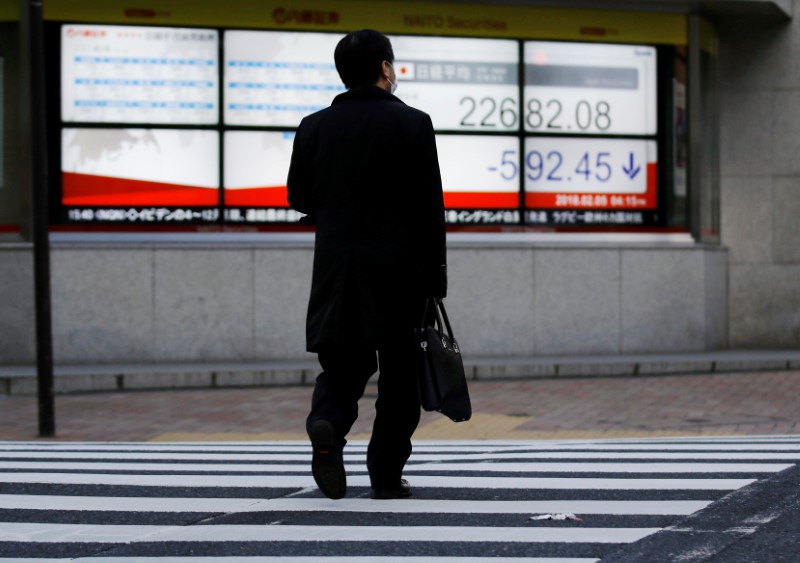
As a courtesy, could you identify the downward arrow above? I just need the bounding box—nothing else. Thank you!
[622,153,641,180]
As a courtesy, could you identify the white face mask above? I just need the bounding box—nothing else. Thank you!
[386,62,398,94]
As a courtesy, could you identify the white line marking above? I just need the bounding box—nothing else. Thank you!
[0,495,711,516]
[424,452,800,461]
[404,462,792,474]
[2,451,797,463]
[0,461,328,472]
[0,522,661,544]
[0,440,798,453]
[0,461,789,474]
[437,443,795,454]
[259,498,711,515]
[0,473,754,490]
[0,444,529,453]
[0,452,317,461]
[0,494,264,513]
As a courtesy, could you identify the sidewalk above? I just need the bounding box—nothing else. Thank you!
[1,368,798,441]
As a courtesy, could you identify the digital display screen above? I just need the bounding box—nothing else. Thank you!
[524,137,657,226]
[223,130,303,223]
[437,135,520,224]
[61,128,220,222]
[224,30,345,127]
[391,36,519,132]
[52,25,669,230]
[524,41,656,136]
[61,25,219,124]
[0,57,4,190]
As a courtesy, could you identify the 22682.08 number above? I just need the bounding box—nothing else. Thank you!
[525,99,611,132]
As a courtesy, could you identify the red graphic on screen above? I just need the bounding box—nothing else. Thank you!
[224,186,289,207]
[443,192,518,209]
[62,172,218,206]
[525,163,657,209]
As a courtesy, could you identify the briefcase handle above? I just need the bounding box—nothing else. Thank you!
[421,298,456,343]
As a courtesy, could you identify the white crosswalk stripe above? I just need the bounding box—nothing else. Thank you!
[0,436,797,561]
[0,496,712,515]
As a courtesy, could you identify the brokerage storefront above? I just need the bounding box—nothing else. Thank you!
[0,0,795,375]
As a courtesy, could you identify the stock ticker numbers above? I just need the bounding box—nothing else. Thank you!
[525,99,611,132]
[445,40,659,227]
[522,138,657,213]
[56,24,663,228]
[482,138,657,213]
[524,42,657,136]
[524,147,644,186]
[459,96,518,128]
[517,41,658,226]
[61,25,219,125]
[391,35,519,132]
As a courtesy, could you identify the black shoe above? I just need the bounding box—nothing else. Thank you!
[370,478,412,500]
[310,419,346,500]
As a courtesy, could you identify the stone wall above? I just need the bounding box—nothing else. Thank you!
[0,242,728,365]
[718,6,800,347]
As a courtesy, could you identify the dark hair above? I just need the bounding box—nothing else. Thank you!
[334,29,394,89]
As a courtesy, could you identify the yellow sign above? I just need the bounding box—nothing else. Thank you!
[44,0,687,45]
[0,0,19,21]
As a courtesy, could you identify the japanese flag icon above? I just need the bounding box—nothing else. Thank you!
[395,61,415,80]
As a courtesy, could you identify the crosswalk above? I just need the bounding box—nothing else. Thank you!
[0,436,798,561]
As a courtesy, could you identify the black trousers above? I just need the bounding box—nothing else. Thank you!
[306,321,421,490]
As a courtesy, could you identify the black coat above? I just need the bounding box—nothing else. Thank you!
[287,85,447,352]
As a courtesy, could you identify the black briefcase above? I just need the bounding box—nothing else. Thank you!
[415,298,472,422]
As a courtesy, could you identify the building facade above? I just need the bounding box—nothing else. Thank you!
[0,0,796,371]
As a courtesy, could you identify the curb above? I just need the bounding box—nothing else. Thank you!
[2,350,800,395]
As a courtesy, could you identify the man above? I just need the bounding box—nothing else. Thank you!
[287,29,447,500]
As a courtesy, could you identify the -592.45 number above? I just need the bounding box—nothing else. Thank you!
[523,138,656,195]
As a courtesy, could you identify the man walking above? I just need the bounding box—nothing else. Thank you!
[287,29,447,500]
